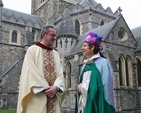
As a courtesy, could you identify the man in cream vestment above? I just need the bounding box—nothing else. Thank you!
[17,25,65,113]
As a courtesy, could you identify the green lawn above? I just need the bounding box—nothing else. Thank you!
[0,110,16,113]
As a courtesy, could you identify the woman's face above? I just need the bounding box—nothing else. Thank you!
[81,43,94,58]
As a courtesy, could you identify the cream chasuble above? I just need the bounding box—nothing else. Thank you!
[17,43,65,113]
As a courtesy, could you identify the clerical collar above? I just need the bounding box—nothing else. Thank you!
[83,53,100,64]
[35,42,53,50]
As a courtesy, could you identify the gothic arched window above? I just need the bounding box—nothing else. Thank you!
[100,20,104,26]
[60,39,62,48]
[75,20,80,36]
[125,56,132,87]
[118,55,126,87]
[65,38,68,48]
[12,31,17,43]
[9,29,21,45]
[71,39,73,46]
[119,58,123,86]
[125,58,129,86]
[137,58,141,87]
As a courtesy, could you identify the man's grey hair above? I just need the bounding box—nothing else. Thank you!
[40,24,56,38]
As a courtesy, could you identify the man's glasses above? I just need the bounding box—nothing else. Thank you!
[48,34,56,37]
[44,33,56,37]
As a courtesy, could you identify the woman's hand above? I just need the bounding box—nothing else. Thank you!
[77,84,82,95]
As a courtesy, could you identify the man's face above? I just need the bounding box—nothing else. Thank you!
[43,28,56,47]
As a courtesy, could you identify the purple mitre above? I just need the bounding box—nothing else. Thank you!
[83,30,103,48]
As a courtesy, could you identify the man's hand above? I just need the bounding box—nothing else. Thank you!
[44,86,58,98]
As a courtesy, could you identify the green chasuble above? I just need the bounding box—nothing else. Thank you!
[79,63,116,113]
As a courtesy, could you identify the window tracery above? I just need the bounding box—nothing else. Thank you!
[118,27,128,41]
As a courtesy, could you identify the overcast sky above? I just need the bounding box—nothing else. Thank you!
[2,0,141,29]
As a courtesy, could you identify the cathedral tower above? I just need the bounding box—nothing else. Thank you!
[56,8,77,67]
[31,0,80,23]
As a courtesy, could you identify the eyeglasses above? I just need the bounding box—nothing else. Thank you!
[48,34,56,37]
[45,33,56,37]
